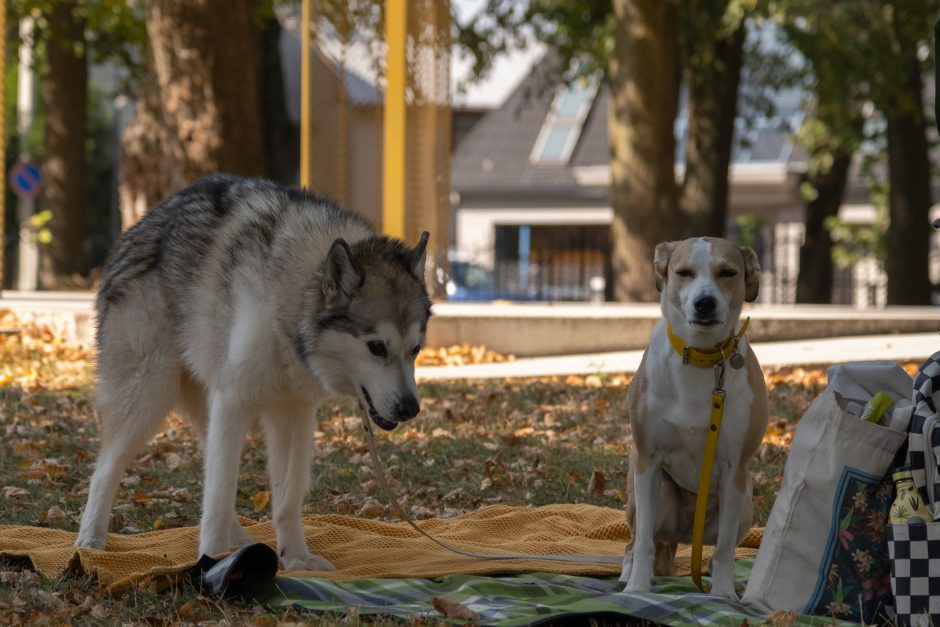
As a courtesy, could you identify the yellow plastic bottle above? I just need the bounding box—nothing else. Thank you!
[890,467,933,524]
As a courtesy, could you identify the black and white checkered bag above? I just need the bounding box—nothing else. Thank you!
[887,352,940,626]
[907,352,940,517]
[887,524,940,625]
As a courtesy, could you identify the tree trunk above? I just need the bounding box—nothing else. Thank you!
[118,72,180,227]
[259,14,299,184]
[608,0,681,302]
[39,0,87,286]
[795,152,852,303]
[119,0,266,228]
[885,92,933,305]
[207,0,265,176]
[679,20,744,238]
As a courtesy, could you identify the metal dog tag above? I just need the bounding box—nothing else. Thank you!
[729,351,745,370]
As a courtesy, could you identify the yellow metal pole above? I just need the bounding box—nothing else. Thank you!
[300,0,312,188]
[382,0,406,238]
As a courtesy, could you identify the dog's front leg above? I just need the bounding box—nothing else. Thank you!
[623,460,662,593]
[710,465,744,599]
[262,406,336,572]
[199,388,255,558]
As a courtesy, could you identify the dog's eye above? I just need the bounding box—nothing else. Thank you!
[719,269,738,278]
[410,345,421,359]
[676,269,694,278]
[367,341,387,358]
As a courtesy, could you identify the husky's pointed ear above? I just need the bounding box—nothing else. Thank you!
[740,245,761,303]
[653,241,677,292]
[323,238,363,306]
[405,231,430,279]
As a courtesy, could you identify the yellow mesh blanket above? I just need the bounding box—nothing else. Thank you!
[0,504,762,591]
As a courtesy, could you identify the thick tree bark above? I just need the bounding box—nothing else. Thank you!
[795,152,852,303]
[119,0,266,228]
[885,85,933,305]
[40,0,87,286]
[881,6,933,305]
[118,74,179,227]
[608,0,681,302]
[679,21,745,238]
[207,0,265,176]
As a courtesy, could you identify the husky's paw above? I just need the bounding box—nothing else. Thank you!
[279,552,337,572]
[618,563,632,583]
[75,529,107,550]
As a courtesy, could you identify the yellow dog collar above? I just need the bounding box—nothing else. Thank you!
[666,317,750,368]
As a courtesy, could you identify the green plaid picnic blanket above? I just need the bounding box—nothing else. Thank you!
[255,561,856,626]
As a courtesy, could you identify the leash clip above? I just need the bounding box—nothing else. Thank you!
[714,358,726,390]
[682,347,690,365]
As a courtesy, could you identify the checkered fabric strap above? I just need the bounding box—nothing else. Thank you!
[909,352,940,518]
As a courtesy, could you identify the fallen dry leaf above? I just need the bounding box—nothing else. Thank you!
[164,452,182,471]
[45,505,68,528]
[251,491,271,512]
[12,440,46,459]
[411,504,438,520]
[762,610,797,626]
[356,496,385,518]
[2,486,29,499]
[417,343,514,367]
[432,595,480,621]
[17,459,69,481]
[587,469,606,497]
[33,590,65,611]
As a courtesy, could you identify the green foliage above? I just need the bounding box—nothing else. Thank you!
[25,208,51,244]
[765,0,938,170]
[453,0,615,85]
[734,213,765,249]
[455,0,771,85]
[826,216,886,270]
[12,0,146,88]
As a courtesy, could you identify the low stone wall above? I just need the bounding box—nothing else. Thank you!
[426,302,940,357]
[4,292,940,358]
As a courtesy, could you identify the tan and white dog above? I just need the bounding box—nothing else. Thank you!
[621,237,768,599]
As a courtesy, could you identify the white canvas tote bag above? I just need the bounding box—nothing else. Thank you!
[743,362,913,623]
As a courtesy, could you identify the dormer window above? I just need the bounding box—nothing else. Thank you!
[530,74,599,165]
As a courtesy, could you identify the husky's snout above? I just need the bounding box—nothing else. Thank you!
[361,386,420,431]
[395,395,420,421]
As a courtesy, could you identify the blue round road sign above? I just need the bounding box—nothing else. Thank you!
[9,160,42,199]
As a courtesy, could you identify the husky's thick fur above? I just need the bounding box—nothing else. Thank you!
[76,174,432,571]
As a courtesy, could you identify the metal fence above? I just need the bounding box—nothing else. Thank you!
[446,220,935,306]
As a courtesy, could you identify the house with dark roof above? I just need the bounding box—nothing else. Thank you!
[449,56,918,305]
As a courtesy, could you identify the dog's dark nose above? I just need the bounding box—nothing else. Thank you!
[396,396,420,421]
[694,295,717,316]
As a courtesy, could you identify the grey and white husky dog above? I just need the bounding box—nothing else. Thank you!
[76,174,431,571]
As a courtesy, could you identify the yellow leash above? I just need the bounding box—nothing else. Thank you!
[666,319,749,593]
[690,384,725,592]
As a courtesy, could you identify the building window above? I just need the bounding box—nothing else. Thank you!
[529,74,599,165]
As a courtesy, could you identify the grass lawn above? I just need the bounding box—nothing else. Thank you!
[0,311,873,625]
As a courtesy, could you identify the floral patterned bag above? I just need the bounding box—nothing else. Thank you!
[743,362,913,624]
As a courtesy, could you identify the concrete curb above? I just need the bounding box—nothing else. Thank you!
[416,332,940,380]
